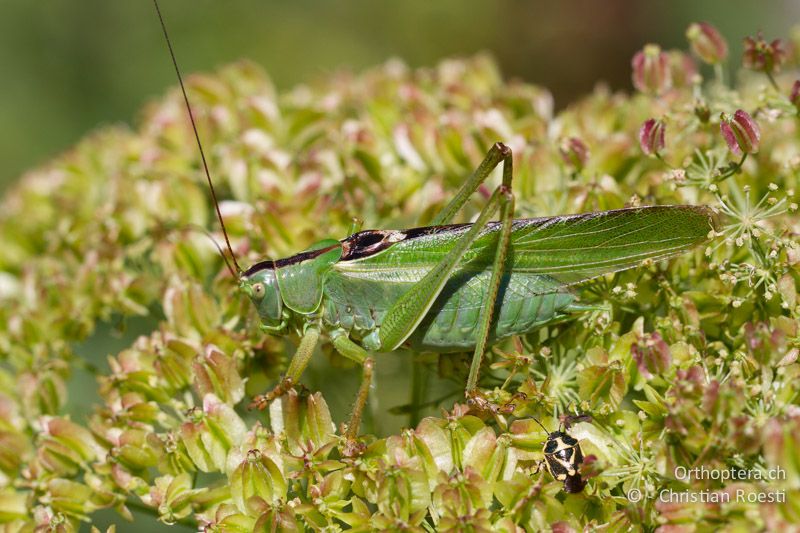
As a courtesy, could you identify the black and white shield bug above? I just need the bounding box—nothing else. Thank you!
[532,415,590,493]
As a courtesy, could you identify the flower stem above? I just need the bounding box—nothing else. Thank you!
[715,153,748,183]
[749,234,768,267]
[655,152,674,170]
[766,72,780,91]
[714,64,725,87]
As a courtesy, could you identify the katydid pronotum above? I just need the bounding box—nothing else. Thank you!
[153,1,715,446]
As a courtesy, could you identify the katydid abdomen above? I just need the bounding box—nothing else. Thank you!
[323,267,575,352]
[408,272,576,351]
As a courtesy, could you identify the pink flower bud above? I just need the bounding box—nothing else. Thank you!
[632,44,672,95]
[686,22,728,64]
[558,137,589,171]
[719,110,760,155]
[743,33,786,74]
[791,80,800,111]
[667,50,699,88]
[639,118,666,156]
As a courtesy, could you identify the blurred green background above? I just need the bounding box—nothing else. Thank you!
[1,0,795,191]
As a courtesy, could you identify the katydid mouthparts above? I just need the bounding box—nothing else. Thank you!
[153,0,716,442]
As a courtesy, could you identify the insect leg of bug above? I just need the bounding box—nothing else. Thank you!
[249,329,377,454]
[377,142,515,400]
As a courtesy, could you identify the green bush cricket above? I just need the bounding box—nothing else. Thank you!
[154,1,716,448]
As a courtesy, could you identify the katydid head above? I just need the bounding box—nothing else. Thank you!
[239,264,283,328]
[238,241,342,328]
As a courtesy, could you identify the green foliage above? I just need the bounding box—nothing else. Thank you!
[0,24,799,530]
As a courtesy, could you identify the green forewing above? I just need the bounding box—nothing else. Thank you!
[334,206,714,289]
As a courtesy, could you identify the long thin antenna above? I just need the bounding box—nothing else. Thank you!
[531,417,550,434]
[152,0,242,277]
[187,224,238,279]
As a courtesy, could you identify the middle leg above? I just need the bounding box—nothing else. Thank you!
[466,153,515,396]
[330,331,374,455]
[378,142,517,399]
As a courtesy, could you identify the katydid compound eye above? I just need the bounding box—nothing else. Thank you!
[253,283,265,298]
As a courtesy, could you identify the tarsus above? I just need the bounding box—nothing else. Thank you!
[152,0,241,278]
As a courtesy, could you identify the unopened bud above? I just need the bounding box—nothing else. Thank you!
[694,100,711,123]
[790,80,800,112]
[719,110,760,155]
[686,22,728,64]
[639,118,666,156]
[559,137,589,171]
[667,50,699,88]
[632,44,672,95]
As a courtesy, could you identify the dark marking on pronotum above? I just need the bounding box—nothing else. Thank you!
[242,245,339,276]
[341,230,405,260]
[341,225,470,261]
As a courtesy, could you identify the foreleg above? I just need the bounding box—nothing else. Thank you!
[248,327,320,410]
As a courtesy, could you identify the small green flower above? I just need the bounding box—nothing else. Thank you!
[193,346,245,405]
[148,473,198,525]
[180,394,247,472]
[36,417,101,477]
[229,449,287,514]
[270,389,336,456]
